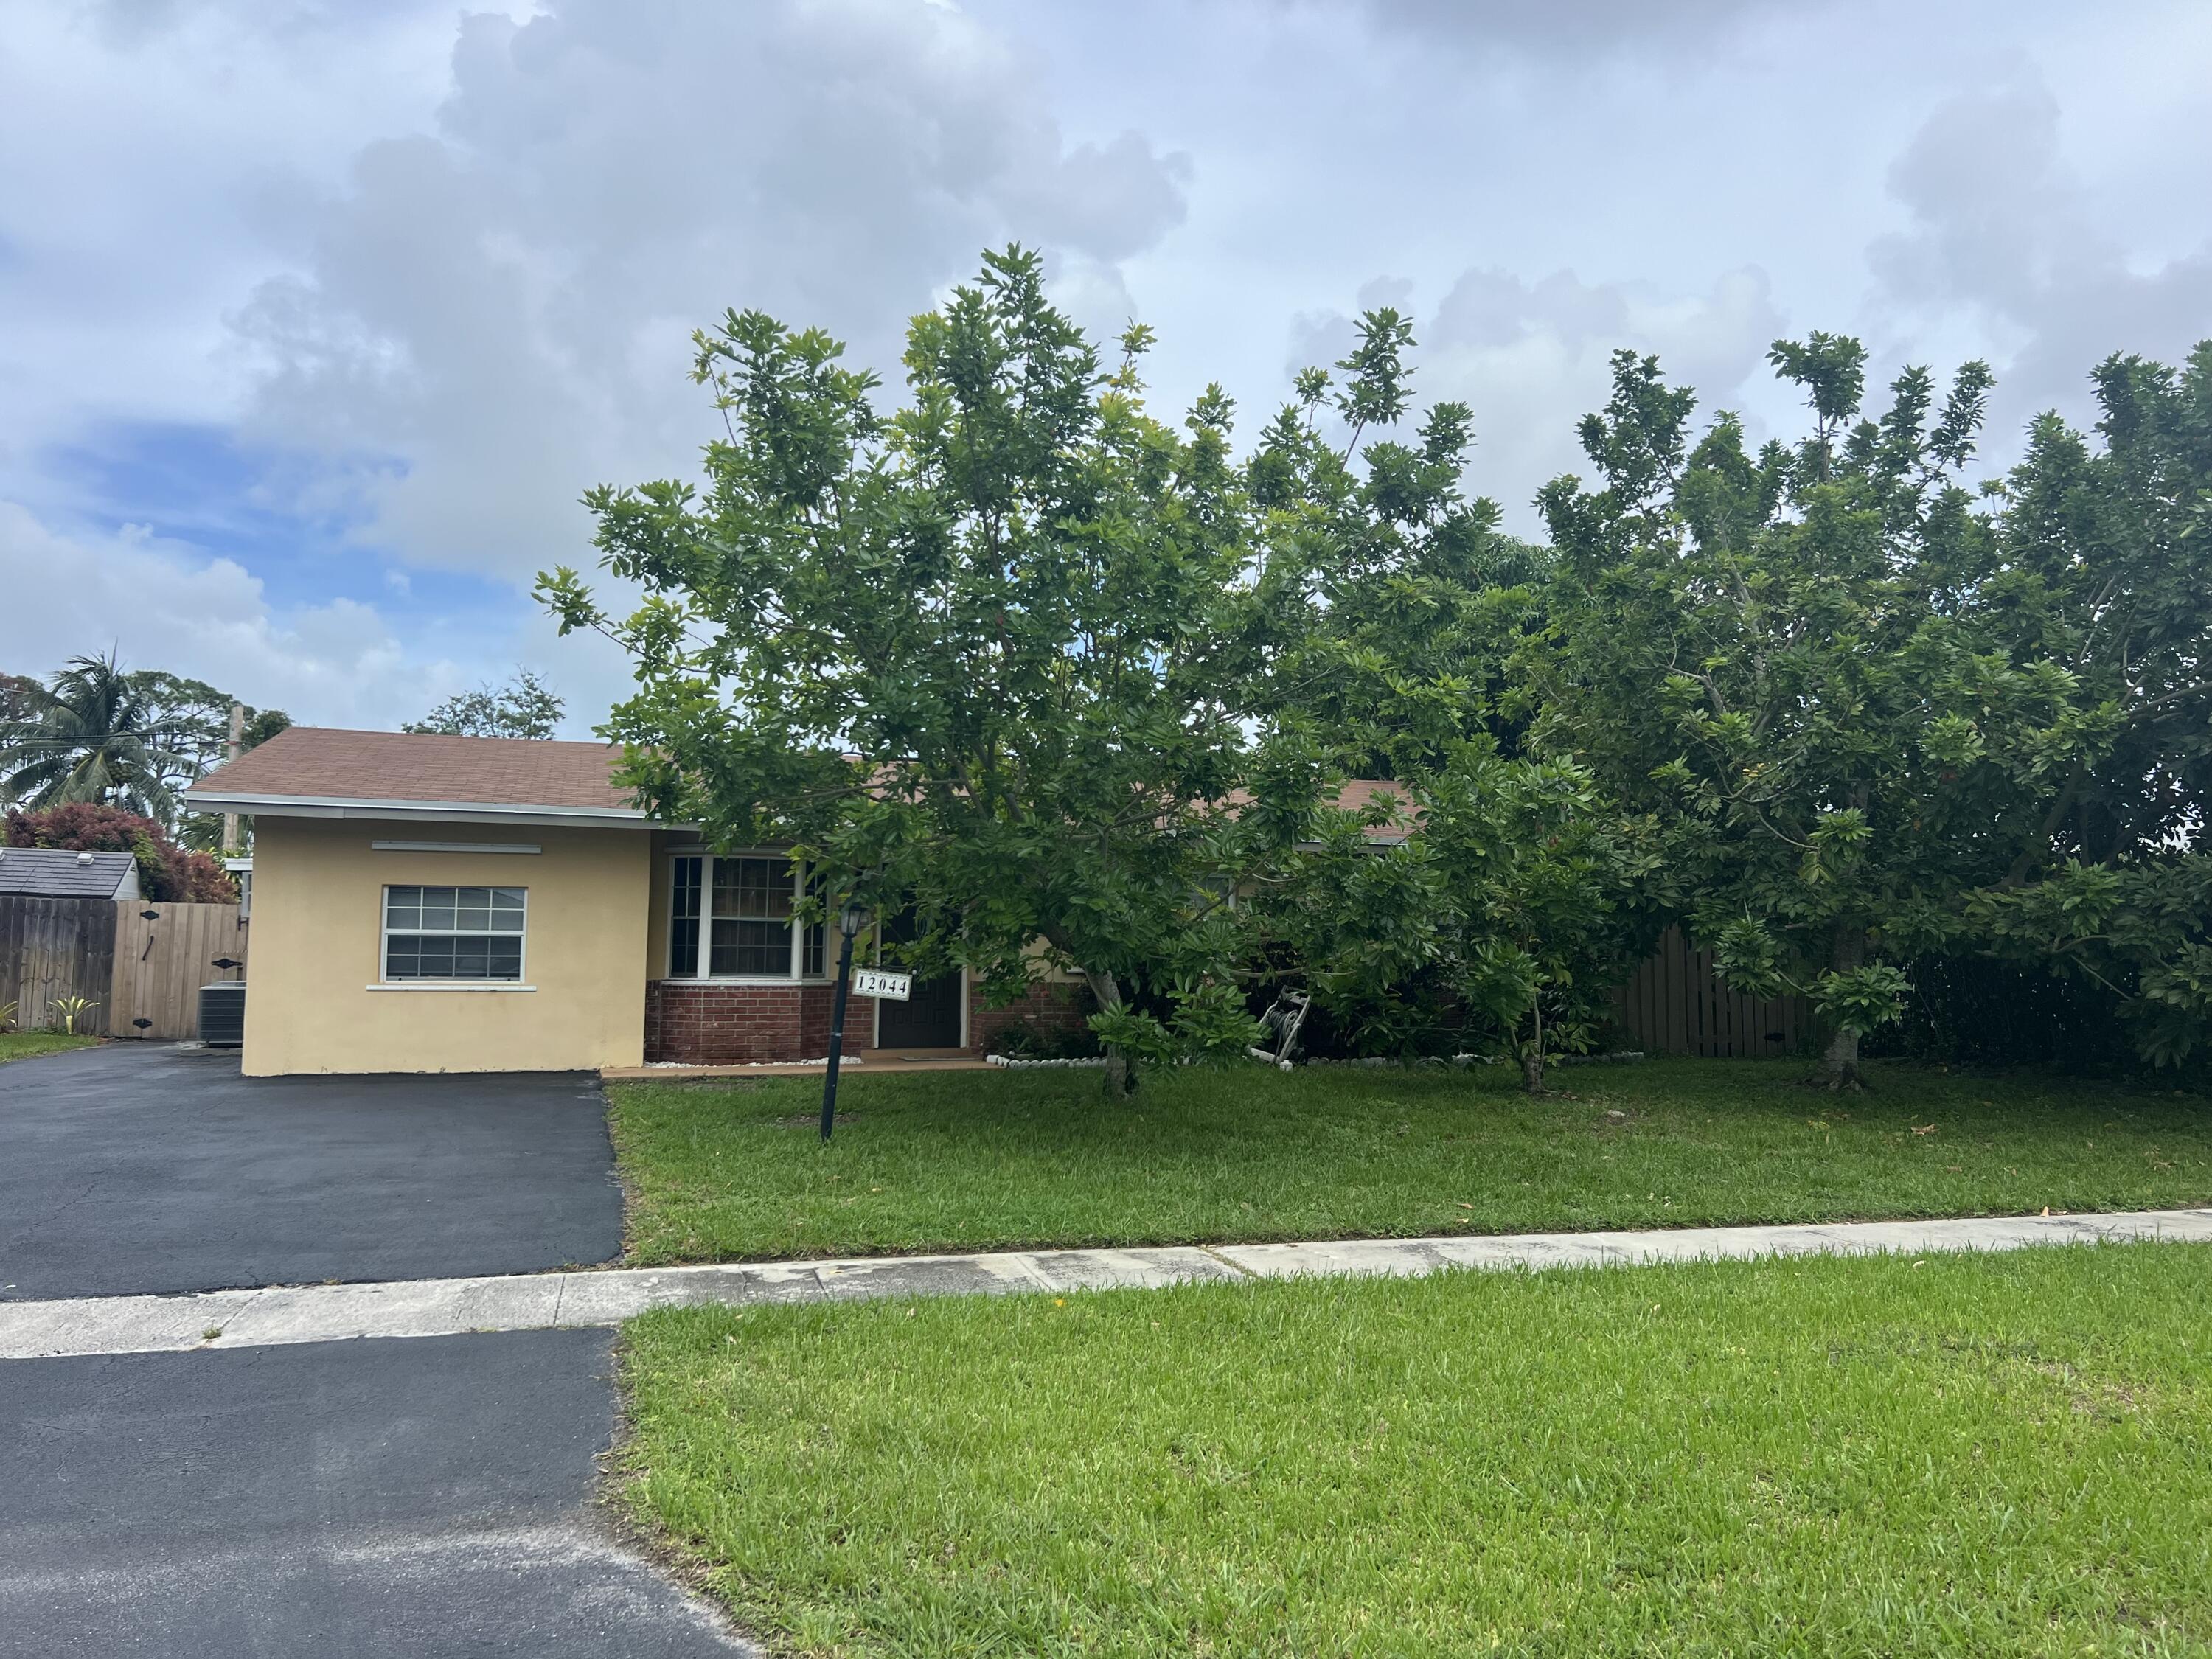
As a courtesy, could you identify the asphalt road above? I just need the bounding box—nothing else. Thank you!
[0,1043,623,1298]
[0,1328,749,1657]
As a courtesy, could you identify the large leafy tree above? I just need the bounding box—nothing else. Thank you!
[1967,344,2212,1064]
[1974,346,2212,867]
[1229,313,1632,1085]
[1524,341,2112,1085]
[542,248,1332,1093]
[131,670,287,780]
[1242,313,1548,779]
[404,668,564,740]
[133,671,288,854]
[0,653,196,819]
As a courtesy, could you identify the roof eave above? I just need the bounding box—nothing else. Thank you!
[181,790,675,831]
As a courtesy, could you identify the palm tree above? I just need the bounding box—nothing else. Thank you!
[0,653,192,818]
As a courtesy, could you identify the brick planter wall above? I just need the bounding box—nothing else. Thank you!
[645,981,885,1065]
[973,981,1091,1054]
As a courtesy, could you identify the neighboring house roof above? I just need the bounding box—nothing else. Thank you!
[182,727,647,829]
[1332,779,1418,843]
[0,846,141,899]
[1217,778,1417,844]
[179,723,1418,841]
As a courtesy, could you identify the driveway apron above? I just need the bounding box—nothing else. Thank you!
[0,1329,748,1657]
[0,1046,735,1654]
[1,1043,622,1298]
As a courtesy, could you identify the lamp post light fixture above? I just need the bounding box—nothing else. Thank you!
[820,899,873,1141]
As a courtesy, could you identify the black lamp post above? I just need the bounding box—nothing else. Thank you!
[820,899,872,1142]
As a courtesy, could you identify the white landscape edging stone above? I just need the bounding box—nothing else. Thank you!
[4,1209,2208,1362]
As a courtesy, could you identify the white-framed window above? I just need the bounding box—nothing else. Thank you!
[383,885,527,982]
[666,854,826,981]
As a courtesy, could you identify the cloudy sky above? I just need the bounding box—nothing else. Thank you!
[4,0,2208,732]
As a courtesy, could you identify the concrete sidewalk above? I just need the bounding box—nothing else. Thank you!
[7,1208,2209,1362]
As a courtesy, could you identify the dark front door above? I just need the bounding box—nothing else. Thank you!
[874,910,964,1049]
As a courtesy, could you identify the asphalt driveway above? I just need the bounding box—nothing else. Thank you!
[0,1046,751,1652]
[0,1042,622,1298]
[0,1328,749,1657]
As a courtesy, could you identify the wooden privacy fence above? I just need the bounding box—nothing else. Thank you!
[1611,926,1813,1058]
[0,897,118,1035]
[0,897,246,1040]
[111,900,248,1040]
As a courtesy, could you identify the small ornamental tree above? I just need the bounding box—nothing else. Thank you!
[542,249,1334,1093]
[4,801,236,902]
[1419,751,1645,1091]
[1525,341,2113,1086]
[1248,747,1643,1089]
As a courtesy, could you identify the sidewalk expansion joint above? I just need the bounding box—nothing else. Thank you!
[1197,1245,1261,1279]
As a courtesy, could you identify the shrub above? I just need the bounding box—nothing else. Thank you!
[4,803,237,903]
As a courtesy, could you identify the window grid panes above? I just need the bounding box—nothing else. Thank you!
[801,869,827,978]
[669,857,700,980]
[383,886,526,981]
[711,855,792,975]
[668,855,824,981]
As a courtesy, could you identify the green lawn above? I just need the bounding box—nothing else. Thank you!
[0,1032,98,1064]
[622,1242,2212,1656]
[608,1058,2212,1264]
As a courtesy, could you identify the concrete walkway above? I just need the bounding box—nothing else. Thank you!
[600,1051,994,1081]
[7,1208,2209,1362]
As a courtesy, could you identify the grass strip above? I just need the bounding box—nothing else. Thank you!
[622,1241,2212,1657]
[609,1058,2212,1264]
[0,1033,99,1065]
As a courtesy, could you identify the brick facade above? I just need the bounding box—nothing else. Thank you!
[644,975,1094,1064]
[971,981,1091,1054]
[644,981,890,1065]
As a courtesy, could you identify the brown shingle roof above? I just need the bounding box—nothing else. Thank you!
[1215,779,1417,841]
[1332,779,1416,824]
[184,727,636,813]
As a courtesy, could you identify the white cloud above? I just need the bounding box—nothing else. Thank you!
[0,500,415,723]
[0,1,462,489]
[7,0,2211,731]
[226,0,1192,584]
[1324,0,1819,55]
[1868,77,2212,435]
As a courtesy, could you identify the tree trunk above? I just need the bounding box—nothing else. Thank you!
[1823,1023,1861,1090]
[1520,992,1545,1093]
[1084,967,1138,1097]
[1823,924,1865,1090]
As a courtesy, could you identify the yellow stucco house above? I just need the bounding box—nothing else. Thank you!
[185,727,1068,1077]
